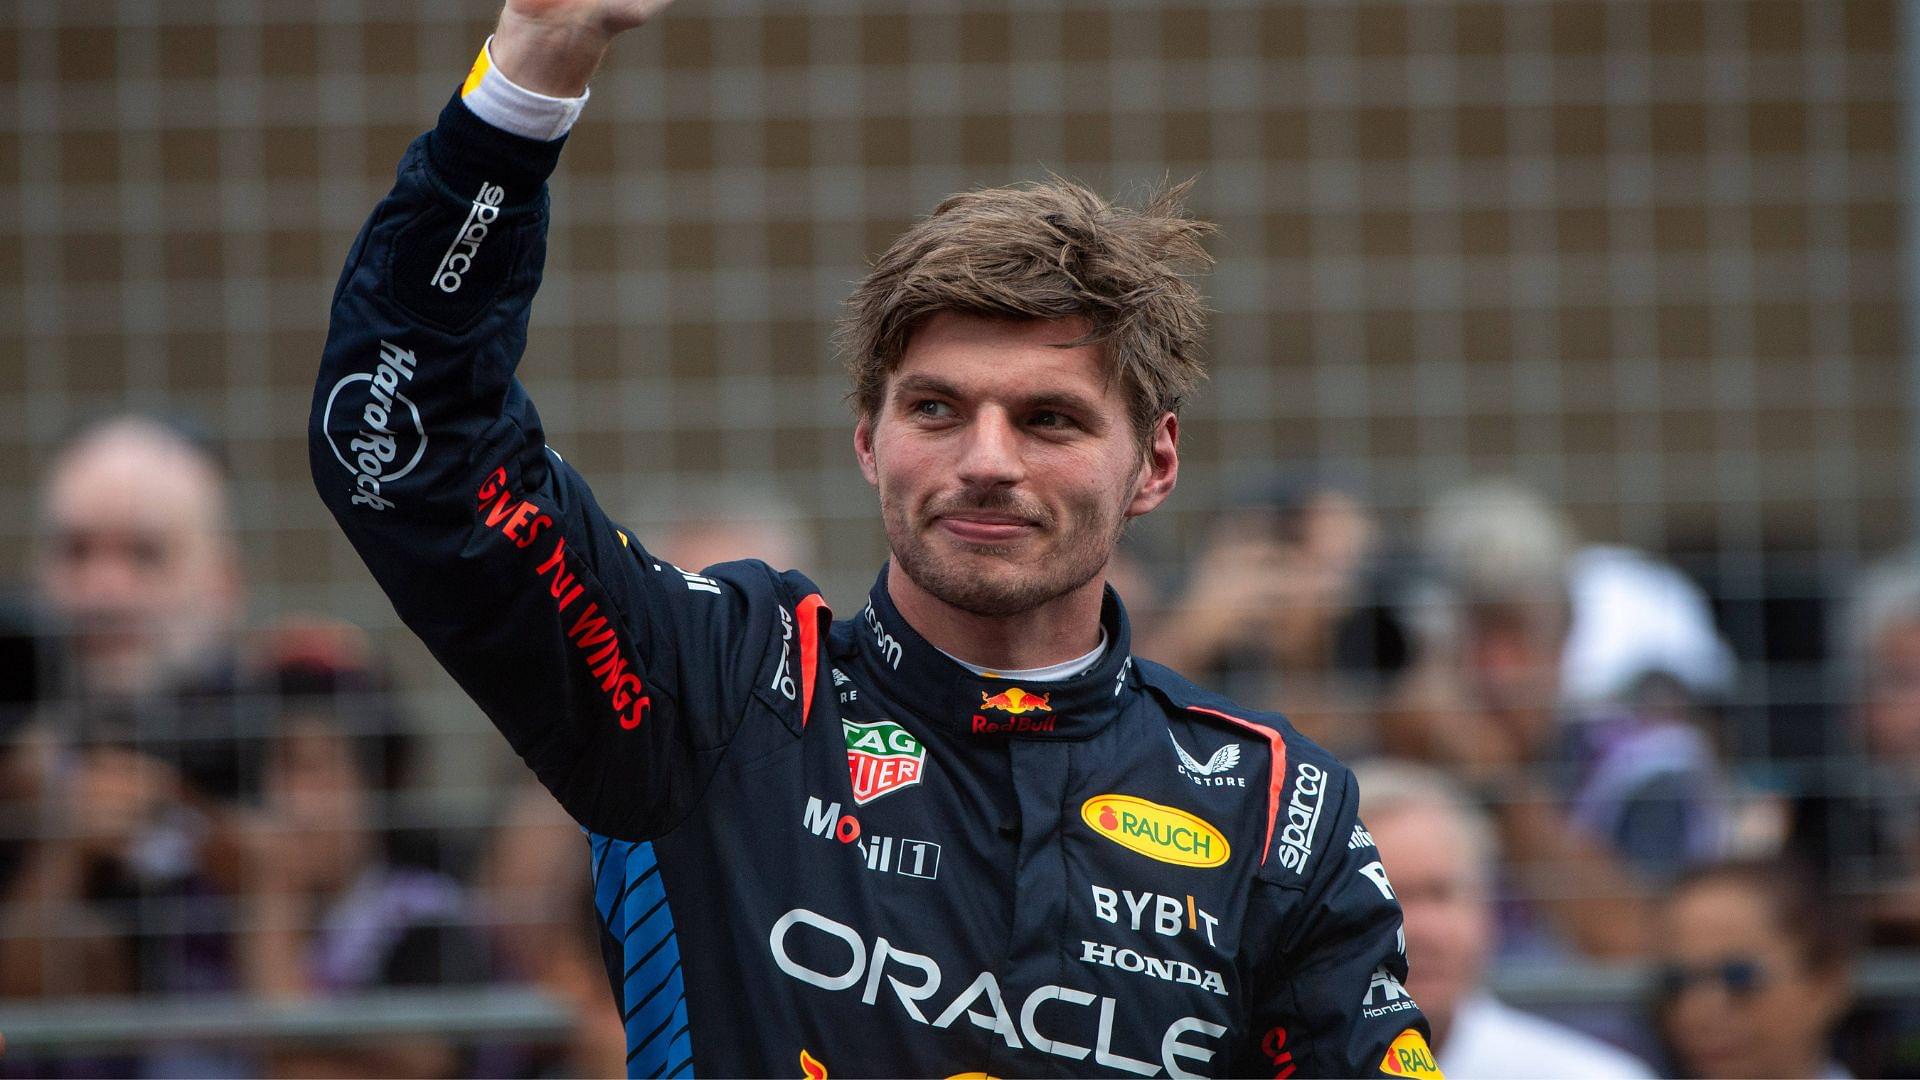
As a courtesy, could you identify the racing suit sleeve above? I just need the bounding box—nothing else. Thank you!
[1242,768,1439,1079]
[310,85,799,842]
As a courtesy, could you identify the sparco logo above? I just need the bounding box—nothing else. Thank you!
[1275,762,1326,874]
[770,605,798,701]
[431,181,505,293]
[324,340,424,510]
[1169,733,1245,788]
[768,907,1228,1078]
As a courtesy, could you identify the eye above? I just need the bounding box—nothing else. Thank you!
[1029,410,1078,430]
[912,399,955,418]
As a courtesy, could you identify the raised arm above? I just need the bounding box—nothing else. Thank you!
[311,0,820,841]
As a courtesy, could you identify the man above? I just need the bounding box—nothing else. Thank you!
[5,417,255,999]
[1139,475,1387,757]
[1788,552,1920,948]
[2,417,261,1076]
[1353,761,1653,1080]
[312,2,1432,1075]
[1384,480,1731,958]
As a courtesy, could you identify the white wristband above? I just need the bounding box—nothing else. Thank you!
[458,37,589,142]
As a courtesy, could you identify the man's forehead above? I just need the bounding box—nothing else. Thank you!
[1371,804,1478,878]
[901,310,1098,354]
[45,433,227,538]
[890,312,1119,401]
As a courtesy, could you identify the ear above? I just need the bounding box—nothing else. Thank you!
[1125,413,1179,518]
[854,414,879,487]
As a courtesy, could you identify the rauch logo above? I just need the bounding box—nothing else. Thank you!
[1080,795,1229,868]
[844,719,926,805]
[1379,1029,1442,1079]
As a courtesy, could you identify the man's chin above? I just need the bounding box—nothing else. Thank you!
[896,548,1052,617]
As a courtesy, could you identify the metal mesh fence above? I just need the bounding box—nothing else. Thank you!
[0,0,1915,1070]
[4,0,1906,609]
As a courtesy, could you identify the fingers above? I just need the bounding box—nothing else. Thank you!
[62,749,185,856]
[491,0,681,96]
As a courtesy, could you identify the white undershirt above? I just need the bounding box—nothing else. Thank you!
[941,629,1108,682]
[460,37,590,141]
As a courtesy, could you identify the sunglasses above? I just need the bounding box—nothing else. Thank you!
[1656,958,1768,1000]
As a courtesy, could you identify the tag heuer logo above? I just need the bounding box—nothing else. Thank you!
[844,719,927,805]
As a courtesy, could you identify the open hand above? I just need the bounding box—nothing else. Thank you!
[493,0,680,95]
[504,0,679,36]
[66,747,184,862]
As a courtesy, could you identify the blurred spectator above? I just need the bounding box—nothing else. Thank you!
[1654,859,1855,1079]
[481,787,628,1078]
[3,416,261,1003]
[238,619,491,1078]
[1385,479,1737,958]
[0,601,83,995]
[1101,536,1166,639]
[1355,759,1654,1079]
[653,486,816,580]
[1561,546,1737,715]
[1140,475,1396,755]
[1788,551,1920,946]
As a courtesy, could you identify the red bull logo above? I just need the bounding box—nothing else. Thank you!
[979,687,1051,715]
[971,712,1056,734]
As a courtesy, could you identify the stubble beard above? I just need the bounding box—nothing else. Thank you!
[884,490,1121,618]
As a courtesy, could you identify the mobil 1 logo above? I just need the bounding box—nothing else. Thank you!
[324,339,425,511]
[802,796,941,881]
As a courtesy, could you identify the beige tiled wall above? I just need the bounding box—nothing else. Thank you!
[2,0,1908,641]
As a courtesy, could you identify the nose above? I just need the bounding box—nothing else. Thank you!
[956,407,1025,489]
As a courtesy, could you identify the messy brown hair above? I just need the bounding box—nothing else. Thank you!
[838,176,1215,445]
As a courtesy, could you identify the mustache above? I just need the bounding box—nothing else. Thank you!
[925,489,1053,528]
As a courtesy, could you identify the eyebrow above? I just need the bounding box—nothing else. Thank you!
[890,373,1105,419]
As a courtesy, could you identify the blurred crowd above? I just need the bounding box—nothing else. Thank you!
[3,414,1919,1078]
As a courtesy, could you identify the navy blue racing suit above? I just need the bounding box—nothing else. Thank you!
[311,92,1436,1080]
